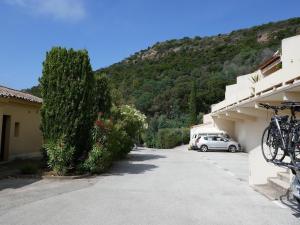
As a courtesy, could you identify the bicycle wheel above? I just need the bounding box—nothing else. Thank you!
[261,126,278,162]
[292,125,300,162]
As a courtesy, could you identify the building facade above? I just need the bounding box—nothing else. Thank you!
[194,35,300,186]
[0,86,43,161]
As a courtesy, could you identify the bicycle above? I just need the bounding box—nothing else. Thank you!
[259,102,300,204]
[259,102,300,164]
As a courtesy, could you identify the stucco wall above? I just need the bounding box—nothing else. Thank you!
[282,35,300,71]
[234,118,286,185]
[213,118,235,139]
[0,100,42,160]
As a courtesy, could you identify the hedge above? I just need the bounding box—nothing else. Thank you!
[156,128,189,149]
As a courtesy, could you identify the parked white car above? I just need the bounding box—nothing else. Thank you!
[196,135,241,152]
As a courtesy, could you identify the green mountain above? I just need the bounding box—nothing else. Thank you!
[25,17,300,128]
[97,17,300,125]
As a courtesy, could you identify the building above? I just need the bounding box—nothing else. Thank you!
[0,86,43,161]
[195,35,300,192]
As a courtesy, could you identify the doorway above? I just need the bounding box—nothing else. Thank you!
[0,115,11,161]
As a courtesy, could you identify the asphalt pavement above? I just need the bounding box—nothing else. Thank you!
[0,146,299,225]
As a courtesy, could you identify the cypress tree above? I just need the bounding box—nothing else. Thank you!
[40,47,95,163]
[93,73,112,115]
[189,81,197,125]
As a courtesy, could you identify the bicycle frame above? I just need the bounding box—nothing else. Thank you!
[274,116,286,150]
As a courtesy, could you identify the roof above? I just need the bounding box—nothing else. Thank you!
[258,54,281,71]
[0,85,42,104]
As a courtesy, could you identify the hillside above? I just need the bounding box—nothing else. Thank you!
[96,18,300,126]
[24,17,300,129]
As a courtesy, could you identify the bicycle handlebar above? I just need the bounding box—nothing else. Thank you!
[258,103,286,111]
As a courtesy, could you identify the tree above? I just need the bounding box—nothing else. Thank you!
[40,47,95,168]
[188,81,197,125]
[93,73,112,115]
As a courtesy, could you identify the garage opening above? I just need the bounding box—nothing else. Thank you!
[0,115,11,161]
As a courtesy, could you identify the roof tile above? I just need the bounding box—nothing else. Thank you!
[0,85,42,104]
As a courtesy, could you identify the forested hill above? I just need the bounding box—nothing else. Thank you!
[96,17,300,126]
[24,18,300,128]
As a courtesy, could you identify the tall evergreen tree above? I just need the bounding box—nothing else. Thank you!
[93,73,112,115]
[189,81,197,125]
[40,47,95,163]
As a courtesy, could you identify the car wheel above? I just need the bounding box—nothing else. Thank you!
[229,145,237,153]
[201,145,208,152]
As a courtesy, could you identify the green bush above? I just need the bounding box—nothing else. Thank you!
[43,137,74,175]
[40,47,95,165]
[156,128,189,149]
[108,105,147,158]
[83,144,112,174]
[91,105,147,162]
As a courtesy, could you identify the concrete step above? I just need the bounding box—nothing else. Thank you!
[268,177,290,193]
[253,184,285,200]
[277,171,290,183]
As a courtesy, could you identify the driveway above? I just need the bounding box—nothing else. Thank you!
[0,146,299,225]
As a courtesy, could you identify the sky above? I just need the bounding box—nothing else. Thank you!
[0,0,300,90]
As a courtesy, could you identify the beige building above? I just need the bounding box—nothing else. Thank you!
[0,86,43,161]
[192,35,300,193]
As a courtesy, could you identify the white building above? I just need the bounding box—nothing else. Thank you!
[194,35,300,195]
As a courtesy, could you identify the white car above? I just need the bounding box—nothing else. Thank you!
[196,135,241,152]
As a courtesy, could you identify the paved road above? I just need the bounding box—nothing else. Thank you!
[0,146,299,225]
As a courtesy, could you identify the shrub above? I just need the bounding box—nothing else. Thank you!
[156,128,189,149]
[20,163,39,175]
[43,137,75,175]
[40,47,95,165]
[92,105,147,161]
[109,105,147,157]
[108,127,133,159]
[83,144,112,174]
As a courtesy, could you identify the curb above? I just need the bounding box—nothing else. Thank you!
[42,173,91,180]
[0,173,92,180]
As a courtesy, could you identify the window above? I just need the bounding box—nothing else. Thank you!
[212,136,218,141]
[14,122,20,137]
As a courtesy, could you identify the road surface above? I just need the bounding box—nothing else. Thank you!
[0,146,299,225]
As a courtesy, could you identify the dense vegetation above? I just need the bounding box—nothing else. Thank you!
[98,17,300,147]
[25,18,300,148]
[41,47,146,175]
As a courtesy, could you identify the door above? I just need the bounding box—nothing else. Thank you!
[0,115,11,161]
[216,137,228,150]
[212,136,227,150]
[207,136,219,149]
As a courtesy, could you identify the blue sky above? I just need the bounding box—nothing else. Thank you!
[0,0,300,90]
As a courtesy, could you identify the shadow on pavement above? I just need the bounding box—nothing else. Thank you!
[279,191,300,218]
[109,162,158,175]
[0,178,41,191]
[107,152,163,175]
[127,153,166,162]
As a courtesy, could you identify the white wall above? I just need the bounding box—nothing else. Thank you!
[213,118,235,139]
[282,35,300,71]
[234,118,286,185]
